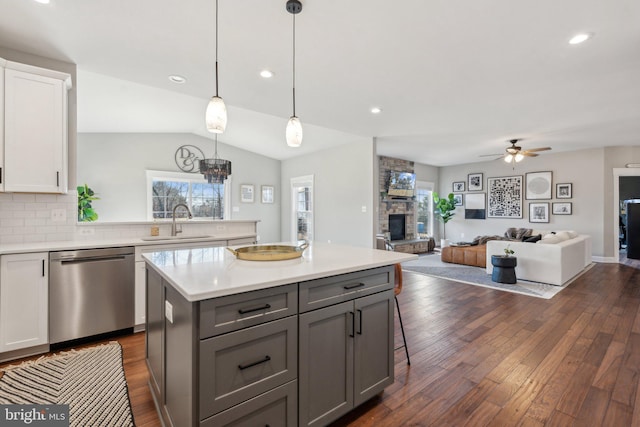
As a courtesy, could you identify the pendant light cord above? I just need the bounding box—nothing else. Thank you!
[215,0,220,97]
[214,134,219,159]
[292,13,296,117]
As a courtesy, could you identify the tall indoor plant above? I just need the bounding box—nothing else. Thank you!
[433,192,456,247]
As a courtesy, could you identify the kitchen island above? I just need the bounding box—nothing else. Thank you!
[143,242,416,427]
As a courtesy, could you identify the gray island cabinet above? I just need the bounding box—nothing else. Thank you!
[144,242,416,427]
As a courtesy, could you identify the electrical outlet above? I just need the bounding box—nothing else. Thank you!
[51,208,66,222]
[165,301,174,324]
[233,206,240,212]
[216,225,226,231]
[361,206,367,213]
[79,228,95,236]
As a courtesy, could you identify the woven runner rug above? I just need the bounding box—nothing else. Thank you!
[0,342,134,427]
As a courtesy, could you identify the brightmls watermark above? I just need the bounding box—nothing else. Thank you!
[0,405,69,426]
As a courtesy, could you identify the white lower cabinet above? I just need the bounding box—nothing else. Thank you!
[0,252,49,353]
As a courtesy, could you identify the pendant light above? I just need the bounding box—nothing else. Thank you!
[200,134,232,183]
[285,0,303,147]
[205,0,227,133]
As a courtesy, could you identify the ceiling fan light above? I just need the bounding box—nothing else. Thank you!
[205,96,227,133]
[286,116,303,147]
[504,154,513,163]
[515,153,524,162]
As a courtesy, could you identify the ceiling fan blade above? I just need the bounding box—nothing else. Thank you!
[479,153,503,157]
[525,147,552,153]
[521,152,539,157]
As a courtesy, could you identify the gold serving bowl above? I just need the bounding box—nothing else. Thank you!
[226,242,309,261]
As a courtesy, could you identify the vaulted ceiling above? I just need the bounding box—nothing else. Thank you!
[1,0,639,165]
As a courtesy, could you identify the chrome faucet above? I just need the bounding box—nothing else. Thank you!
[171,203,193,236]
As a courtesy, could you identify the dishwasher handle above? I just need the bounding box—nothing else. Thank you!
[56,255,130,264]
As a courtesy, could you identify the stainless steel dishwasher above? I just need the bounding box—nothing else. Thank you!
[49,246,135,344]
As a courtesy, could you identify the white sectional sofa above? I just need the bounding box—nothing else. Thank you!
[485,230,592,286]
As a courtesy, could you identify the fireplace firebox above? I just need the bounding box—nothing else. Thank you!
[389,214,406,241]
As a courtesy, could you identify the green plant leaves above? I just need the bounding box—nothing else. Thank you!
[78,184,99,222]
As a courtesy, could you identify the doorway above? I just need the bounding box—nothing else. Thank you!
[291,175,314,242]
[613,169,640,265]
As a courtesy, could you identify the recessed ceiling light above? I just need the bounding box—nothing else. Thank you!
[370,107,382,114]
[260,69,274,79]
[33,0,51,4]
[569,33,593,45]
[168,75,187,84]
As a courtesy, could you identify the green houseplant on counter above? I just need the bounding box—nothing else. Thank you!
[433,192,457,247]
[77,184,99,222]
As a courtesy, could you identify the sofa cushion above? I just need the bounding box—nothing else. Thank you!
[505,227,532,241]
[524,234,542,243]
[538,235,564,244]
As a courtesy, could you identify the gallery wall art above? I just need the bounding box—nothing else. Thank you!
[488,175,523,218]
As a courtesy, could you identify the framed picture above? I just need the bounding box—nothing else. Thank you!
[529,202,550,223]
[240,184,254,203]
[556,183,572,199]
[468,173,483,191]
[488,175,523,218]
[526,171,552,200]
[453,194,463,206]
[452,181,465,192]
[552,202,572,215]
[465,193,486,219]
[261,185,274,204]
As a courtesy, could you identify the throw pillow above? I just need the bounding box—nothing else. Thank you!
[524,234,542,243]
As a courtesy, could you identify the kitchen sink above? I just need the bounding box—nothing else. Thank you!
[140,235,213,241]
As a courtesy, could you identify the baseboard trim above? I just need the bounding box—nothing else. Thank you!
[592,256,617,263]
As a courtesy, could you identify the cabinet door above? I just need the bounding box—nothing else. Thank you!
[145,267,164,401]
[0,252,48,352]
[4,68,67,193]
[299,301,354,427]
[134,261,146,328]
[354,290,394,406]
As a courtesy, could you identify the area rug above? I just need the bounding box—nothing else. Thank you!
[402,253,593,299]
[0,342,134,427]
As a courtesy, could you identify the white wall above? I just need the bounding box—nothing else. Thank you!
[438,147,606,256]
[77,133,281,243]
[281,140,375,248]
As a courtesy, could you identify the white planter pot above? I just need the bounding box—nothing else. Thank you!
[441,239,450,248]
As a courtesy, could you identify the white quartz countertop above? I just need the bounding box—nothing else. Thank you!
[0,233,257,255]
[143,242,418,302]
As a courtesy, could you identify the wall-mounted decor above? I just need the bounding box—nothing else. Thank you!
[465,193,486,219]
[240,184,254,203]
[488,176,523,218]
[526,171,552,200]
[453,194,463,206]
[529,202,550,223]
[556,183,572,199]
[468,173,483,191]
[261,185,274,204]
[453,181,465,192]
[552,202,572,215]
[174,145,205,173]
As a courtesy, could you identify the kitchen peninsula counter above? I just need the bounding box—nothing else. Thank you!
[144,242,416,427]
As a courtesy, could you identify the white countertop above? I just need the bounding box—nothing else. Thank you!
[143,242,418,302]
[0,233,257,255]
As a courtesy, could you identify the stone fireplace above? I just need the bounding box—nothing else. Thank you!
[378,156,416,241]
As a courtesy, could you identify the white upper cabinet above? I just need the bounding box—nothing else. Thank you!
[1,59,72,193]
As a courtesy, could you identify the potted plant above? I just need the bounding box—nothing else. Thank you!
[433,192,457,248]
[503,244,515,257]
[77,184,99,222]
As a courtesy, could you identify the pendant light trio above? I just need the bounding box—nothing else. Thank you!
[200,0,304,182]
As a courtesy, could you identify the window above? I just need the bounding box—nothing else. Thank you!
[291,175,314,241]
[146,170,229,220]
[415,181,434,238]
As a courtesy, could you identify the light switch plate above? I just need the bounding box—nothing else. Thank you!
[165,301,174,323]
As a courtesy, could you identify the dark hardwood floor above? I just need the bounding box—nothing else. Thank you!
[2,261,639,426]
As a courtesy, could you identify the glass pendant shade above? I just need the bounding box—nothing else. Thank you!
[286,116,303,147]
[504,154,513,163]
[205,96,227,133]
[514,153,524,162]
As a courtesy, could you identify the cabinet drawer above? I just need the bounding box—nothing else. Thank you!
[299,266,393,313]
[199,316,298,418]
[201,380,297,427]
[200,284,297,338]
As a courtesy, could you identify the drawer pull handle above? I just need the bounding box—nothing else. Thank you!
[343,283,365,290]
[238,303,272,315]
[238,355,271,370]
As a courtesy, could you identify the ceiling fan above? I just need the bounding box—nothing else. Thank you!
[481,139,552,163]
